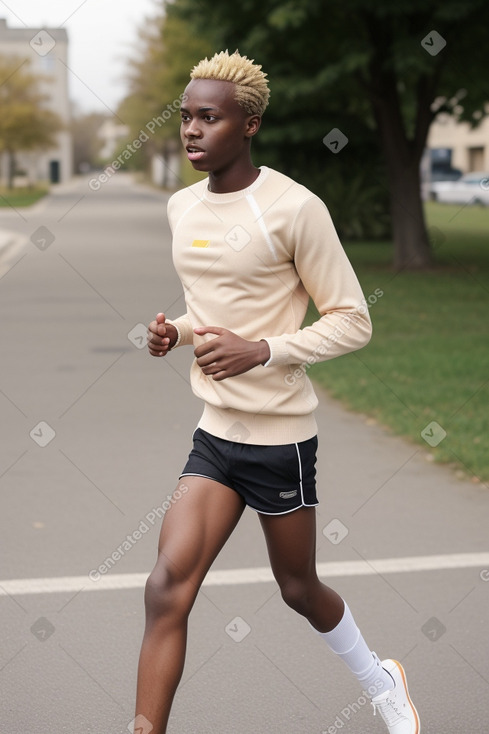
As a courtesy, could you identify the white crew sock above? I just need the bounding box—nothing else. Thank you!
[311,601,394,697]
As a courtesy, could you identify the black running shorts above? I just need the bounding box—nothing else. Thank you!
[180,428,319,515]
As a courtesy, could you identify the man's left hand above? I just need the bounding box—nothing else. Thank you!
[194,326,270,381]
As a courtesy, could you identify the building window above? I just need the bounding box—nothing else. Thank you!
[468,147,484,172]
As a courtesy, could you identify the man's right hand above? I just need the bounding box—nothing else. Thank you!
[147,312,178,357]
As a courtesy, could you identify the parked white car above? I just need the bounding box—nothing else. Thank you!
[430,172,489,205]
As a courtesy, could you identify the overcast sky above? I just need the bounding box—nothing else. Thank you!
[0,0,160,115]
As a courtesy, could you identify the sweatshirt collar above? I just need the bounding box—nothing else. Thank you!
[202,166,270,203]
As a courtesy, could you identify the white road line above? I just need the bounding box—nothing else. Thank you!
[1,553,488,597]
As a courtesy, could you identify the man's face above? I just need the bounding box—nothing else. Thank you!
[180,78,260,173]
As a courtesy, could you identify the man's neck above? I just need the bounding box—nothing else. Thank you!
[207,163,260,194]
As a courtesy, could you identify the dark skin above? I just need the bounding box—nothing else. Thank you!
[147,79,270,377]
[136,78,344,734]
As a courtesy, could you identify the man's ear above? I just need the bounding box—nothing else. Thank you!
[245,114,262,138]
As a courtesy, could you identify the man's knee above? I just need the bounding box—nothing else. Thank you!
[279,576,313,615]
[144,564,195,621]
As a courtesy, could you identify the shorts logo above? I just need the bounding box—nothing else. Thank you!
[279,490,297,500]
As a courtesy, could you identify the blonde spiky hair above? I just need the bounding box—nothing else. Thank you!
[190,50,270,117]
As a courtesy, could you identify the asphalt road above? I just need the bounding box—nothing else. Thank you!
[1,174,488,733]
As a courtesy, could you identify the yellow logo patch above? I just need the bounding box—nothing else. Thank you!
[191,239,210,248]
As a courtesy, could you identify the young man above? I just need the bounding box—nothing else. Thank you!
[136,50,420,734]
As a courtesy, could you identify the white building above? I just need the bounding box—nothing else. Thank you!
[0,17,73,185]
[97,118,130,160]
[428,111,489,173]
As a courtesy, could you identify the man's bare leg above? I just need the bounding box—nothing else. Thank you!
[134,477,245,733]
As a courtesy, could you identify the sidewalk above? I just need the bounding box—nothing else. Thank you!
[0,178,87,274]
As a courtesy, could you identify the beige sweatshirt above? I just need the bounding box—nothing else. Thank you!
[167,166,372,445]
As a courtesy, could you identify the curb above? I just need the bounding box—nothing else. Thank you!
[0,230,17,256]
[0,230,27,274]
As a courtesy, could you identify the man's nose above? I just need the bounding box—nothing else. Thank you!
[185,121,201,138]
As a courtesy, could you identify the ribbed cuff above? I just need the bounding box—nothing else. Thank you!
[165,316,194,347]
[262,336,289,367]
[170,324,181,350]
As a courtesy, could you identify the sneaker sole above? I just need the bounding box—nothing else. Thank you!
[389,659,421,734]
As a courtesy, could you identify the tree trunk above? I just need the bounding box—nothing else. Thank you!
[364,15,434,270]
[7,150,15,190]
[370,96,432,270]
[386,157,432,270]
[161,143,169,188]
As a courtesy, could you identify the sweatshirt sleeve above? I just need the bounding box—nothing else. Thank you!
[164,193,196,348]
[166,314,194,348]
[263,195,372,367]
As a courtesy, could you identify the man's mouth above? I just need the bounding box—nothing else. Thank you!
[186,145,205,162]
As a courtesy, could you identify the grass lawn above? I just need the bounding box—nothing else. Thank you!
[0,186,49,208]
[308,201,489,483]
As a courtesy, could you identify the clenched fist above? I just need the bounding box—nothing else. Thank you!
[147,313,179,357]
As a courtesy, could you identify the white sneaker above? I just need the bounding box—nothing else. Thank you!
[371,659,420,733]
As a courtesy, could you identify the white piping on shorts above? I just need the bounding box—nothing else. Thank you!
[179,472,227,484]
[295,441,317,509]
[295,442,304,504]
[248,443,318,516]
[180,441,318,516]
[251,500,319,516]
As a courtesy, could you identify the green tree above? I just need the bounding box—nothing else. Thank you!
[71,109,107,173]
[118,2,215,185]
[171,0,489,269]
[0,55,62,188]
